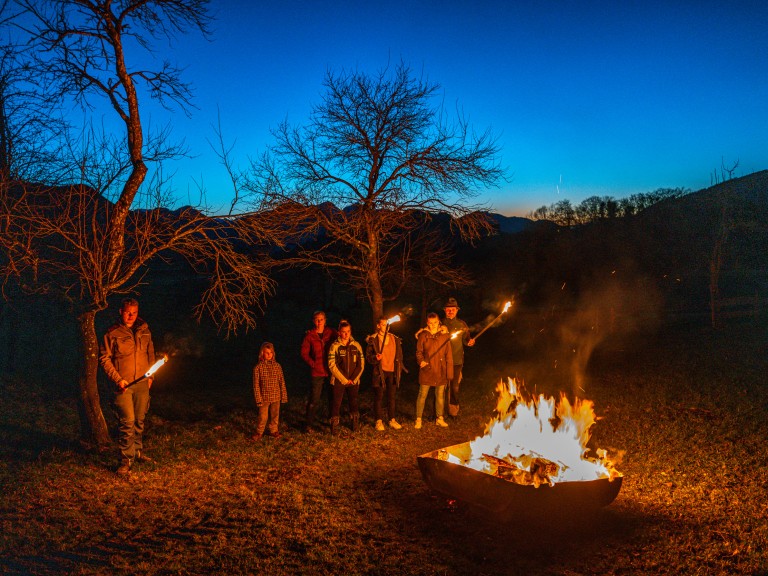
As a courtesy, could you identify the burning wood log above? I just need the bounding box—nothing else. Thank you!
[481,452,562,488]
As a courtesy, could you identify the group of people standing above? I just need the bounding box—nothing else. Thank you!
[297,297,473,436]
[99,296,474,474]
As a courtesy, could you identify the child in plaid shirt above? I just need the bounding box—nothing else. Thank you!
[252,342,288,440]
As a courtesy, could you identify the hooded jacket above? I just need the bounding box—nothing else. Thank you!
[416,329,454,387]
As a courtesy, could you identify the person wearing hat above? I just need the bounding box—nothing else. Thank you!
[442,296,475,418]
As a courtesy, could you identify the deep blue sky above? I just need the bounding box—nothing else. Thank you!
[144,0,767,216]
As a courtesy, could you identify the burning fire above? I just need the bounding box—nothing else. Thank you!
[444,378,621,487]
[145,355,168,378]
[386,314,401,324]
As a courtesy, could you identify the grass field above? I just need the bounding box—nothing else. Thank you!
[1,320,767,575]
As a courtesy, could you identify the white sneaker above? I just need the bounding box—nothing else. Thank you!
[435,417,449,428]
[389,418,402,430]
[414,418,422,430]
[375,419,385,431]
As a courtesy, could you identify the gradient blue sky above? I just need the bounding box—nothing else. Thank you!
[149,0,767,216]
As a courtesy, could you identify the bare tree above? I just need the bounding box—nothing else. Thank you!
[252,63,504,322]
[0,0,280,448]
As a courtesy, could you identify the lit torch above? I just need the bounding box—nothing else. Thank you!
[472,300,513,342]
[381,313,401,348]
[126,355,168,387]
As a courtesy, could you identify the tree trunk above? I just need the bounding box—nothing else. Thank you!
[76,310,111,448]
[370,281,384,324]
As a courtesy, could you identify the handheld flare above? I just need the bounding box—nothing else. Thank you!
[126,355,168,387]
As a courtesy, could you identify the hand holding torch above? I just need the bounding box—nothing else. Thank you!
[126,355,168,388]
[424,330,463,364]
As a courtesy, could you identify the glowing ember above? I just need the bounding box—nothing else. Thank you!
[447,378,621,486]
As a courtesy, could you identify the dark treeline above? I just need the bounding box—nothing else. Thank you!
[527,187,691,225]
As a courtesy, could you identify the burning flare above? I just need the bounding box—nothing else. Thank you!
[145,355,168,378]
[446,378,621,486]
[386,314,401,324]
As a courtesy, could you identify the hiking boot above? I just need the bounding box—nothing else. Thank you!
[351,413,359,432]
[375,419,385,431]
[330,416,340,435]
[250,433,263,441]
[448,403,460,417]
[388,419,402,430]
[268,431,282,439]
[435,417,449,428]
[414,418,422,430]
[116,460,131,475]
[135,451,153,463]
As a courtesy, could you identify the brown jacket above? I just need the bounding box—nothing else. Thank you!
[416,330,454,387]
[99,318,155,386]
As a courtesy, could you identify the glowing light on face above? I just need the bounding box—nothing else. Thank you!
[121,305,138,327]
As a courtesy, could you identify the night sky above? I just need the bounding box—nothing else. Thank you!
[127,0,768,215]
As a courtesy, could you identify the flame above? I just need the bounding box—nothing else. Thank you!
[386,314,401,324]
[145,355,168,378]
[502,301,512,314]
[459,378,621,485]
[450,330,462,339]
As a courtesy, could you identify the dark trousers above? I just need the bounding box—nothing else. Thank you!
[113,383,150,463]
[447,363,464,407]
[306,375,329,424]
[331,381,359,418]
[373,371,396,421]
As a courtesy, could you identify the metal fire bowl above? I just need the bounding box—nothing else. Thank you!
[417,441,623,521]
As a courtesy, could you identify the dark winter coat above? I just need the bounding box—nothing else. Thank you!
[442,316,471,365]
[416,329,454,387]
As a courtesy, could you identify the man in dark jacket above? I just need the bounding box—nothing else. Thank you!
[442,297,475,418]
[300,310,336,431]
[100,298,156,475]
[365,317,404,431]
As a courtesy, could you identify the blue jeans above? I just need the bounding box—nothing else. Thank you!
[416,385,445,420]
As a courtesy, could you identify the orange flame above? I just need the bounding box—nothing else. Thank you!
[386,314,401,324]
[450,378,620,485]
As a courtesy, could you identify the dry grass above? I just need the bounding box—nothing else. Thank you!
[1,322,767,575]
